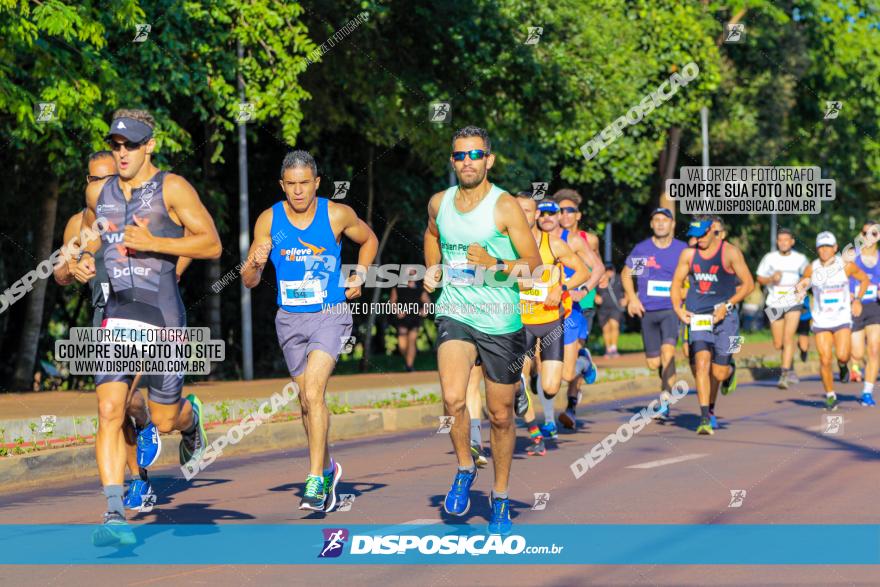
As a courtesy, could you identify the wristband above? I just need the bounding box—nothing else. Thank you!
[495,257,505,271]
[561,284,568,292]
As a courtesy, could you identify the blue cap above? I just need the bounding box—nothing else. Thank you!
[106,117,153,143]
[686,219,712,237]
[537,201,560,213]
[651,207,674,220]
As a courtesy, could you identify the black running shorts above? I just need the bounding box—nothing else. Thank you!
[524,320,565,363]
[436,316,525,384]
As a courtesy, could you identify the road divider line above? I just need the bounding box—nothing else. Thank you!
[626,453,708,469]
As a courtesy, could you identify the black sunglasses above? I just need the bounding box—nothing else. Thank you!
[107,138,147,151]
[452,149,489,161]
[87,174,114,184]
[539,211,558,218]
[560,206,578,214]
[862,229,878,237]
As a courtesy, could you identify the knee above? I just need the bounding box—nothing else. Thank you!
[820,353,833,367]
[711,364,729,380]
[153,416,176,434]
[773,340,783,350]
[646,357,660,370]
[97,398,125,426]
[487,407,513,429]
[443,396,466,415]
[542,375,562,396]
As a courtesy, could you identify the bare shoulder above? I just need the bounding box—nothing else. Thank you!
[428,190,446,217]
[679,247,696,262]
[328,200,357,225]
[163,172,197,195]
[85,176,109,209]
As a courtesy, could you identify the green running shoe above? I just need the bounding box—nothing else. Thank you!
[825,394,839,411]
[721,361,737,396]
[696,418,714,435]
[92,511,135,547]
[299,474,327,511]
[179,393,207,466]
[322,461,343,512]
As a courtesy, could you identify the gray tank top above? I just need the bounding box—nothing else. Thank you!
[97,171,184,307]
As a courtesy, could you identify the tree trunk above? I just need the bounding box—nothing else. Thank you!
[203,121,222,380]
[658,126,682,216]
[360,213,399,372]
[12,179,59,389]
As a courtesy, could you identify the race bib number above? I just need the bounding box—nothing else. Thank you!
[647,280,672,297]
[102,317,159,352]
[447,260,476,286]
[520,284,549,302]
[280,279,324,306]
[861,284,878,301]
[819,291,844,308]
[690,314,714,331]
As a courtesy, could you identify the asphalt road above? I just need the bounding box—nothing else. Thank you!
[1,372,878,586]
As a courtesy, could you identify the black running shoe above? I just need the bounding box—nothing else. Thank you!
[838,363,849,384]
[514,375,529,417]
[800,349,808,363]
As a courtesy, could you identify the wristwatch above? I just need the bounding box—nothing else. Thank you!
[724,302,735,312]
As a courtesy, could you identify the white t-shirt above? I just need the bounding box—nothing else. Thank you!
[809,256,852,329]
[756,250,809,308]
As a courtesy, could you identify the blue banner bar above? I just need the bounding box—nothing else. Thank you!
[0,524,878,565]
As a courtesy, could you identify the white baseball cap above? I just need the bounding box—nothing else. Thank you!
[816,231,837,248]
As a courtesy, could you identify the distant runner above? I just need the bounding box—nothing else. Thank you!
[847,222,880,406]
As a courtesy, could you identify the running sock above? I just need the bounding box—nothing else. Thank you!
[826,391,836,398]
[566,395,578,411]
[323,458,335,478]
[458,465,476,474]
[104,484,125,516]
[709,402,715,413]
[526,421,541,440]
[470,419,482,447]
[492,490,509,500]
[138,467,149,482]
[700,405,710,420]
[863,382,875,395]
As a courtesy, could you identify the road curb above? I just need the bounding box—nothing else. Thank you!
[0,357,820,493]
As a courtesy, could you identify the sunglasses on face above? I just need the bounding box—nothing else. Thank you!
[560,206,578,214]
[862,229,878,238]
[451,149,489,161]
[87,174,113,183]
[539,211,558,218]
[107,139,147,151]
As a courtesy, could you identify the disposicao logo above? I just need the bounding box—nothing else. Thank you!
[319,528,349,558]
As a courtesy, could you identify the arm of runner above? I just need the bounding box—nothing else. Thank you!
[545,235,588,307]
[620,265,644,317]
[845,262,870,316]
[125,174,222,259]
[467,193,541,276]
[670,248,693,323]
[241,208,274,289]
[72,181,104,283]
[795,264,812,301]
[175,227,194,281]
[424,192,443,293]
[755,254,777,286]
[713,245,755,323]
[54,212,83,286]
[335,202,379,300]
[568,232,603,292]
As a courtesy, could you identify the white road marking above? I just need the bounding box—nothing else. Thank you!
[401,518,442,525]
[626,453,708,469]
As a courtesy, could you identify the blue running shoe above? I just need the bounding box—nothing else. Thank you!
[136,422,161,469]
[860,393,876,407]
[123,479,156,512]
[578,349,597,384]
[92,511,135,547]
[654,401,670,421]
[179,394,206,466]
[709,413,718,429]
[443,469,477,516]
[540,421,558,440]
[488,494,512,535]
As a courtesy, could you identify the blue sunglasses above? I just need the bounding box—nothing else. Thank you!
[452,149,490,161]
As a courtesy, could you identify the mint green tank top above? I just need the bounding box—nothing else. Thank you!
[435,184,522,334]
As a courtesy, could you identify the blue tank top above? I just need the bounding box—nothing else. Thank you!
[269,198,345,313]
[849,253,880,303]
[685,241,738,314]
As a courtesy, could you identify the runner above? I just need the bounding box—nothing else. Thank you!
[848,222,880,405]
[424,125,541,535]
[515,194,588,449]
[621,207,688,421]
[670,217,754,435]
[242,149,378,512]
[796,232,869,411]
[551,189,603,432]
[596,263,626,358]
[73,109,222,545]
[797,295,812,363]
[389,267,430,372]
[756,228,809,389]
[54,151,168,512]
